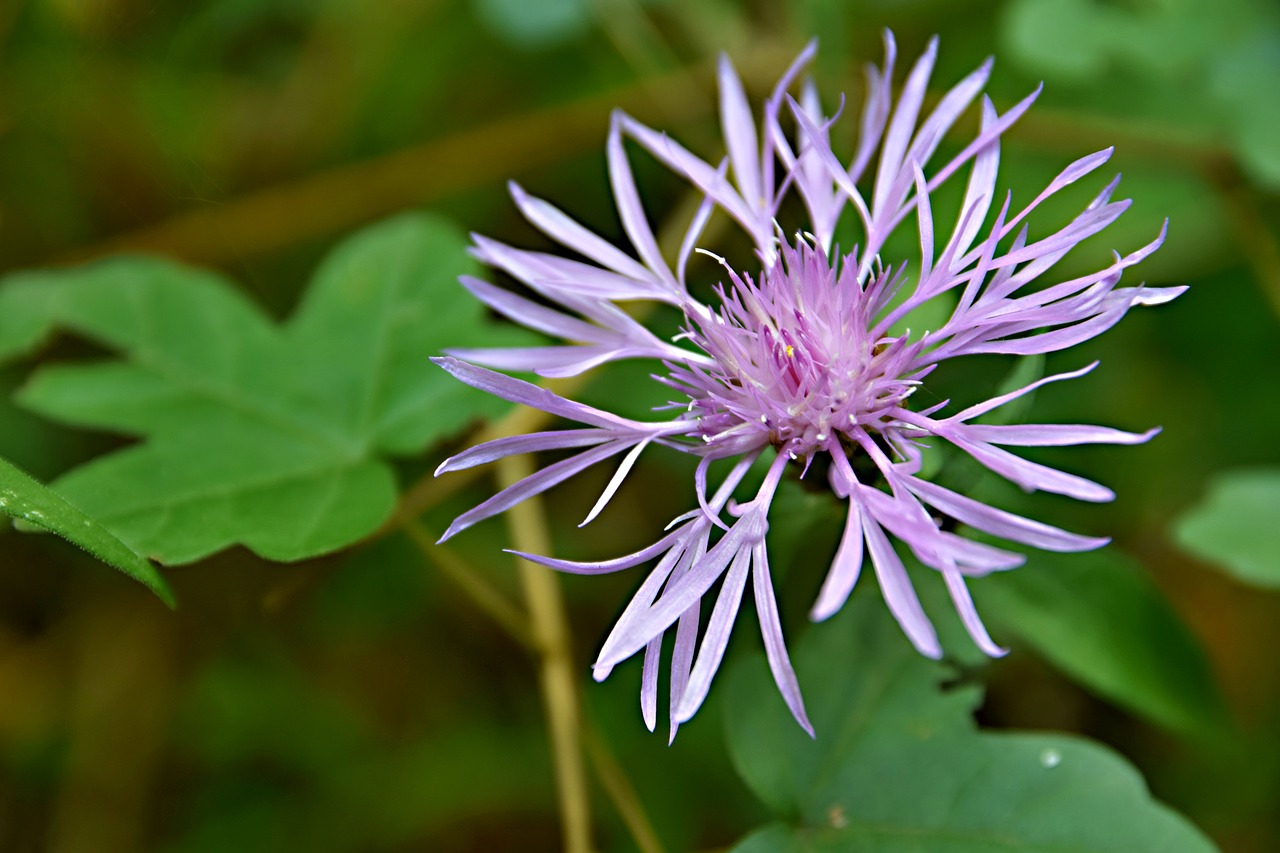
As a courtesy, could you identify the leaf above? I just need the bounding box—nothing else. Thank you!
[0,455,173,605]
[0,213,531,564]
[1174,468,1280,588]
[724,592,1216,852]
[1210,30,1280,189]
[973,549,1229,739]
[1001,0,1111,82]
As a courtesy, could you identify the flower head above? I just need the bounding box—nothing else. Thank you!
[434,33,1182,739]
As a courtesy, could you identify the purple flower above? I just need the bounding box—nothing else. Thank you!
[434,33,1182,739]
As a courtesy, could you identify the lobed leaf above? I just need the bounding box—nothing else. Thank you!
[0,213,531,564]
[724,592,1216,852]
[973,548,1229,739]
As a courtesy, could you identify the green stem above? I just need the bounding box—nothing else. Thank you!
[498,455,594,853]
[583,718,666,853]
[403,520,535,650]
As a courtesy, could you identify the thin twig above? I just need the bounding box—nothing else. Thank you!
[49,90,695,268]
[587,0,683,90]
[403,519,535,649]
[47,38,1247,276]
[499,455,593,853]
[1008,102,1227,171]
[582,718,666,853]
[45,49,831,270]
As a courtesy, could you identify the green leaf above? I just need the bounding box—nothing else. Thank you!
[1174,468,1280,588]
[1209,31,1280,188]
[1001,0,1111,82]
[0,455,173,605]
[974,549,1228,738]
[724,593,1216,852]
[0,213,530,564]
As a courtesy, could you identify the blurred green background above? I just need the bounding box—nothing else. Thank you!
[0,0,1278,850]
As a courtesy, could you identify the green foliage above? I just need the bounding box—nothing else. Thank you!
[0,214,529,564]
[1174,469,1280,588]
[473,0,591,48]
[171,655,555,852]
[974,550,1229,738]
[0,1,1268,848]
[755,459,1225,741]
[724,593,1217,852]
[1001,0,1280,187]
[0,455,173,605]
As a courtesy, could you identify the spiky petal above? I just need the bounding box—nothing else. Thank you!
[434,34,1180,737]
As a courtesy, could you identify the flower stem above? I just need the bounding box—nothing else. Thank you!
[498,455,594,853]
[410,503,666,853]
[403,520,535,649]
[582,717,666,853]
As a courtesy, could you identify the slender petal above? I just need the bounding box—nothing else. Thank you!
[952,98,1001,262]
[595,507,764,670]
[607,114,678,289]
[509,182,659,283]
[810,495,865,621]
[718,54,763,215]
[595,530,704,679]
[943,431,1116,502]
[942,362,1099,423]
[614,112,760,246]
[432,357,656,431]
[446,344,654,377]
[752,540,813,734]
[458,276,614,343]
[641,636,661,732]
[904,476,1109,552]
[433,34,1180,736]
[863,512,942,659]
[436,429,617,475]
[508,524,688,574]
[943,568,1007,657]
[440,440,634,542]
[667,601,700,743]
[674,543,753,723]
[961,423,1159,447]
[580,437,654,526]
[874,36,937,219]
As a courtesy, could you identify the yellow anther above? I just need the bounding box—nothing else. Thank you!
[785,344,795,357]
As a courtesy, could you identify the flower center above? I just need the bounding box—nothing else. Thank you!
[668,239,924,459]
